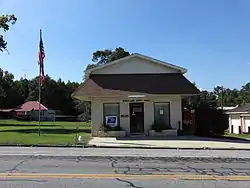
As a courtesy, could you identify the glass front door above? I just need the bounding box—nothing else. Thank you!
[129,103,144,133]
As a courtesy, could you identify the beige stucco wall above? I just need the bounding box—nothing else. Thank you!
[91,57,181,75]
[241,116,244,133]
[120,101,130,132]
[30,110,55,121]
[244,116,250,133]
[228,115,232,133]
[228,114,250,134]
[230,114,241,134]
[229,115,250,134]
[144,101,154,134]
[91,95,182,136]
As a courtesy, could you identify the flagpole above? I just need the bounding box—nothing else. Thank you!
[38,29,42,136]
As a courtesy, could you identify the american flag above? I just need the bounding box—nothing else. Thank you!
[38,29,45,85]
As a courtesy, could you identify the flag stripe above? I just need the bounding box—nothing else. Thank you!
[38,30,45,85]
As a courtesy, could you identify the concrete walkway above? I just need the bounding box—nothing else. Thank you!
[1,147,250,158]
[88,136,250,149]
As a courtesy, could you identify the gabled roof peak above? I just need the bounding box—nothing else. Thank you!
[85,53,187,77]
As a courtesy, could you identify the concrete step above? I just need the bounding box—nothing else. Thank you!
[128,133,146,138]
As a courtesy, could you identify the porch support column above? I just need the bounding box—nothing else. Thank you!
[170,97,182,130]
[144,101,154,135]
[228,115,232,133]
[120,101,130,133]
[241,116,245,133]
[91,100,103,136]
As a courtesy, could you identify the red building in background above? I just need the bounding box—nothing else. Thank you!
[182,109,196,134]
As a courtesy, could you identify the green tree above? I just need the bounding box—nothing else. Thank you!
[0,14,17,52]
[0,69,30,108]
[183,83,250,111]
[240,83,250,104]
[74,100,91,120]
[0,69,83,116]
[0,68,15,108]
[26,76,80,115]
[92,49,113,65]
[85,47,130,72]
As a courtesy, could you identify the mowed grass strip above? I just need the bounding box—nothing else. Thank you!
[0,120,91,145]
[225,133,250,140]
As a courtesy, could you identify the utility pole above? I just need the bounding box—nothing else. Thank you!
[221,86,223,111]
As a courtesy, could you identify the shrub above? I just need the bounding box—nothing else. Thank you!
[151,122,170,132]
[195,106,228,136]
[99,124,123,132]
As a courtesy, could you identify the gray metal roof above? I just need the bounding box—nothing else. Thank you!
[227,103,250,113]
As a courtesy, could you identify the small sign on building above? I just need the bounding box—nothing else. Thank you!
[105,116,118,128]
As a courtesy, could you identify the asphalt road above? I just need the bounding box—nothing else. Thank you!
[1,155,250,187]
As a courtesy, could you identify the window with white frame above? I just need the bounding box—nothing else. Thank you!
[103,103,120,127]
[154,102,171,128]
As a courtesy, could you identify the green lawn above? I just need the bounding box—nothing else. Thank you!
[225,133,250,140]
[0,120,91,145]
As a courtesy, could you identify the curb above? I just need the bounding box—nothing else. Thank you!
[87,145,250,151]
[0,155,250,161]
[1,144,250,151]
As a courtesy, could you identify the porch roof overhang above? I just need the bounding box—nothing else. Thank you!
[241,113,250,116]
[226,111,249,115]
[74,94,198,101]
[72,73,200,101]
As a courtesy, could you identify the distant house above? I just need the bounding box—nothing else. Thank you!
[0,109,16,119]
[217,106,238,112]
[0,101,56,121]
[15,101,55,121]
[226,103,250,134]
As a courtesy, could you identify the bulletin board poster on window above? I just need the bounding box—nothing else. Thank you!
[105,116,118,128]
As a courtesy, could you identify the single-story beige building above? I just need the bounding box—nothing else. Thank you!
[226,103,250,134]
[72,53,199,137]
